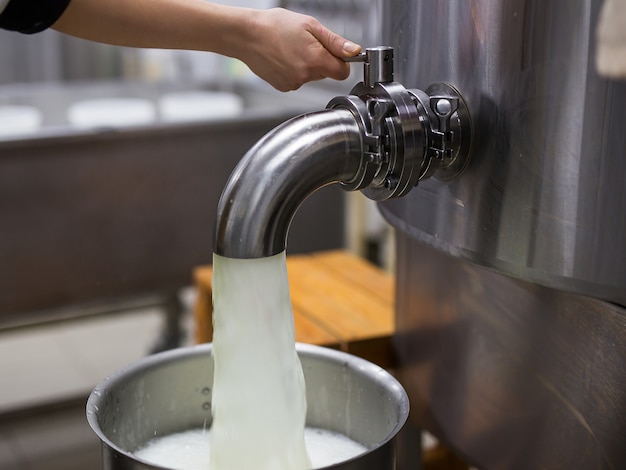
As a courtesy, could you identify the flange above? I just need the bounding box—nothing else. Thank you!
[327,47,473,201]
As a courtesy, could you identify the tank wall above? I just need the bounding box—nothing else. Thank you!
[382,1,626,467]
[380,0,626,304]
[393,231,626,469]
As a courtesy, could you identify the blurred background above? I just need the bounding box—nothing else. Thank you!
[0,1,390,469]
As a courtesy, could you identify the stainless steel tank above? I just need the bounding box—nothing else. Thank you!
[379,0,626,468]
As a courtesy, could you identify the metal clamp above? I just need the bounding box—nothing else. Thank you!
[409,83,473,181]
[330,47,473,200]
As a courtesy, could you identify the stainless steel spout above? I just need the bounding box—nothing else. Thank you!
[214,47,473,259]
[213,109,364,258]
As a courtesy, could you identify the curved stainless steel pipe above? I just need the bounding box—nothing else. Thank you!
[214,109,364,259]
[214,47,473,259]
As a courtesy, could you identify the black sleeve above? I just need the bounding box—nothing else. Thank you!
[0,0,72,34]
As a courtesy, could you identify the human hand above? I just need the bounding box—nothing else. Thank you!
[237,8,362,91]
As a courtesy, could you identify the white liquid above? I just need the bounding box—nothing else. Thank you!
[135,427,367,470]
[209,253,311,469]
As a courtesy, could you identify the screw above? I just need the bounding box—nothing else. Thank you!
[435,98,452,116]
[384,175,399,190]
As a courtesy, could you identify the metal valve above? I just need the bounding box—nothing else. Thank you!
[328,47,473,200]
[345,46,394,87]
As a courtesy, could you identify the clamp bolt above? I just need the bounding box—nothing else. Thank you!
[434,98,452,116]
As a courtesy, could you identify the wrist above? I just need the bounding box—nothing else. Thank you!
[211,6,260,61]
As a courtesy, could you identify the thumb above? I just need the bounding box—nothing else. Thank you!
[313,24,361,58]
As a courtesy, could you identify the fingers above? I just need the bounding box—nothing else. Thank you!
[313,55,350,82]
[305,20,361,82]
[310,21,361,59]
[241,9,362,91]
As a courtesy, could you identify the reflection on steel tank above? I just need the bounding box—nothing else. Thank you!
[379,1,626,469]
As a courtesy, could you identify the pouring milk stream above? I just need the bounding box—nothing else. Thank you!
[135,252,366,469]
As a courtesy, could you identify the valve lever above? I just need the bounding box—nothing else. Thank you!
[344,53,366,63]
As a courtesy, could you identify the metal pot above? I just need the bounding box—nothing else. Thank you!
[87,343,409,470]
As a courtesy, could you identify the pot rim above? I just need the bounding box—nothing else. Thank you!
[86,342,410,469]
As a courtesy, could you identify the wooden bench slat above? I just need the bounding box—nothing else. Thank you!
[286,256,394,340]
[310,250,394,304]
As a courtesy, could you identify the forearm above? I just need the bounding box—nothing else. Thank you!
[52,0,252,57]
[51,0,359,91]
